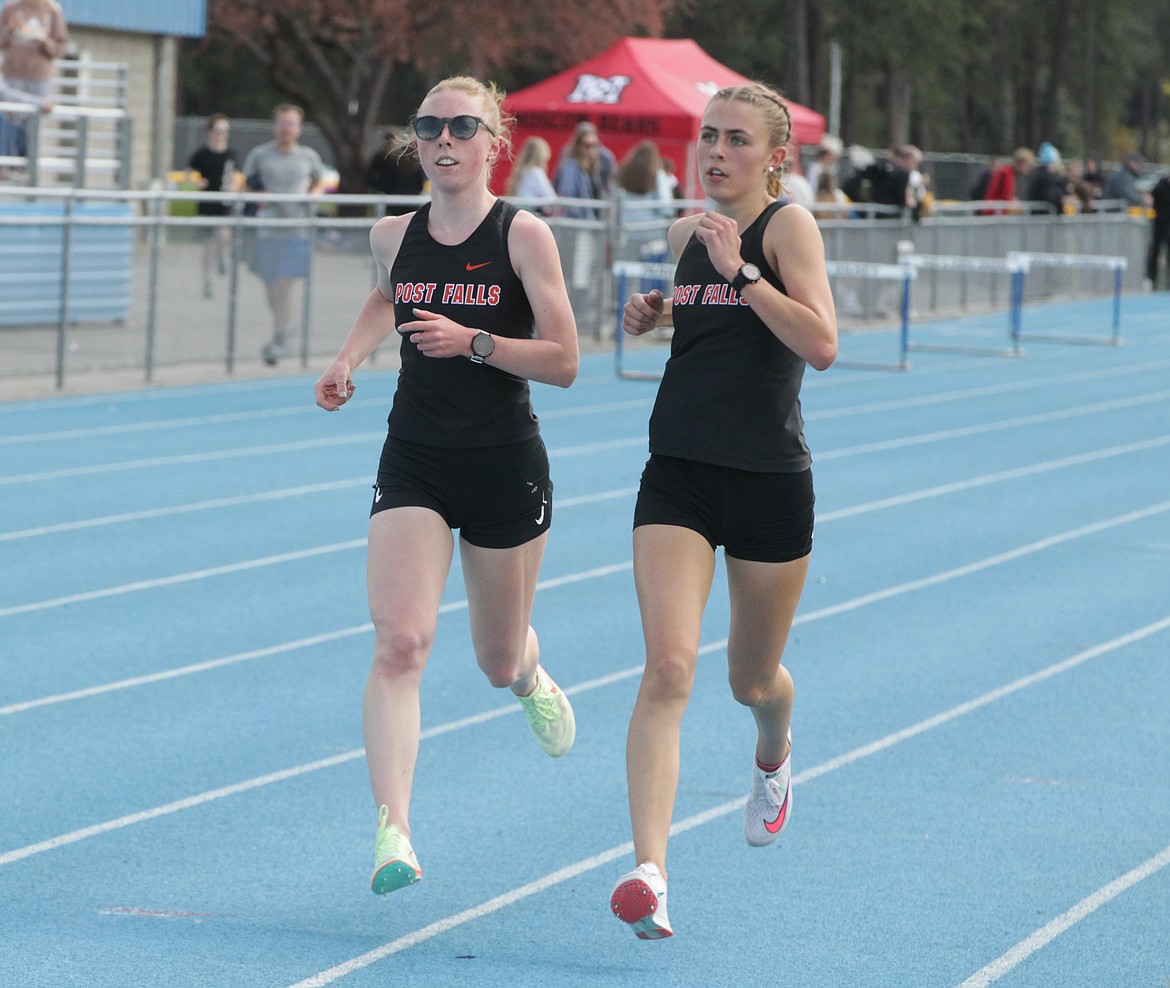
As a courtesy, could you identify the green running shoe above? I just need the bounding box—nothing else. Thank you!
[370,805,422,894]
[516,665,576,757]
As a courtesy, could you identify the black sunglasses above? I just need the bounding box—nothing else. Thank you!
[410,114,496,141]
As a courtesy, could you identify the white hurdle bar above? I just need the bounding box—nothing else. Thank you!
[898,253,1029,358]
[614,258,918,377]
[613,260,678,380]
[826,260,917,370]
[1006,251,1128,346]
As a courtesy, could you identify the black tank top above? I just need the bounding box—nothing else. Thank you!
[648,201,811,472]
[388,199,539,447]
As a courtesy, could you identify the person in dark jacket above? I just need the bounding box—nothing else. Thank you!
[1026,142,1068,215]
[1147,172,1170,290]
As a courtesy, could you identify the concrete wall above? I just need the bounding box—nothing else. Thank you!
[67,26,176,189]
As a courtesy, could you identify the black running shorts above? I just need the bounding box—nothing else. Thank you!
[633,454,814,562]
[371,434,552,549]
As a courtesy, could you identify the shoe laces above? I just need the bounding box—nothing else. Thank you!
[374,806,412,861]
[519,676,559,725]
[753,768,788,806]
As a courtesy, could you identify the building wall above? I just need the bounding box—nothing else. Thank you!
[60,0,206,37]
[67,27,177,189]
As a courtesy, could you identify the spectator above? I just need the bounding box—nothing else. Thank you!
[1102,151,1149,210]
[841,147,910,219]
[615,139,675,247]
[242,103,329,366]
[1147,171,1170,290]
[969,155,999,202]
[894,144,930,218]
[661,156,685,211]
[0,0,66,163]
[982,147,1035,214]
[366,126,425,214]
[505,135,556,213]
[804,142,840,197]
[554,121,614,217]
[1026,142,1068,215]
[1081,153,1105,199]
[813,168,849,220]
[780,165,815,209]
[188,113,240,299]
[1064,158,1097,214]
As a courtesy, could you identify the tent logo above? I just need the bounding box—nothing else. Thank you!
[566,74,632,105]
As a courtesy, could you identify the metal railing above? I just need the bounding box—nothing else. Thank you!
[0,185,1153,390]
[0,59,131,188]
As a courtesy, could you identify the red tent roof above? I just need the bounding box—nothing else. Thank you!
[504,37,825,149]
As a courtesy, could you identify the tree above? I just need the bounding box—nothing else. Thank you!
[205,0,677,193]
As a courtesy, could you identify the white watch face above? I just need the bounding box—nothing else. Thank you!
[741,263,761,282]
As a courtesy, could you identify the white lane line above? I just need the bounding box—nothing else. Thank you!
[0,403,355,446]
[0,540,369,619]
[3,606,1167,881]
[5,371,1168,487]
[805,358,1170,421]
[0,434,384,486]
[0,564,631,716]
[0,485,635,544]
[284,615,1170,988]
[6,427,1167,621]
[0,375,314,413]
[816,389,1170,459]
[0,664,639,868]
[954,842,1170,988]
[817,435,1170,519]
[2,391,1164,535]
[0,479,371,543]
[6,494,1168,716]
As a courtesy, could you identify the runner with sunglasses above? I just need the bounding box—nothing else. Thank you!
[314,76,580,895]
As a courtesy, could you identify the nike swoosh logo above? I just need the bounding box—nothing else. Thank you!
[466,261,492,271]
[534,495,547,526]
[764,787,790,834]
[374,487,383,503]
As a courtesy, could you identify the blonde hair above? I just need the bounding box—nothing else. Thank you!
[392,76,515,180]
[709,83,793,199]
[506,136,551,196]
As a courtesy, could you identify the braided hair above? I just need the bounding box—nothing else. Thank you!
[711,83,793,199]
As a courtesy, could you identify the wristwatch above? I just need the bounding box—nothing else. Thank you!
[469,331,495,363]
[731,262,762,293]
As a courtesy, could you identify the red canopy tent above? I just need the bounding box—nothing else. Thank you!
[498,37,825,200]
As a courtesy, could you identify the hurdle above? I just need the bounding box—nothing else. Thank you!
[615,258,919,378]
[613,260,678,380]
[827,260,917,370]
[898,252,1028,358]
[1006,251,1128,347]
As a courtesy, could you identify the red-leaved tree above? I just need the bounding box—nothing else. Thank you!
[207,0,677,193]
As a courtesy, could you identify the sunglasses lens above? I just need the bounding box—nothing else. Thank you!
[413,116,443,140]
[450,115,479,139]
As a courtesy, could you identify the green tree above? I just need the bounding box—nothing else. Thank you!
[202,0,677,193]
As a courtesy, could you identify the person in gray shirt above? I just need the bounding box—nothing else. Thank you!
[1102,151,1149,210]
[243,103,328,365]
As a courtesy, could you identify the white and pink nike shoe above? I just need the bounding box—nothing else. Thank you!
[610,861,673,940]
[743,739,792,847]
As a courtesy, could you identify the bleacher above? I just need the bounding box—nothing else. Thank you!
[0,56,131,188]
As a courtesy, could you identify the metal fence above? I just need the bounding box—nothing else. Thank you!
[0,185,1153,390]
